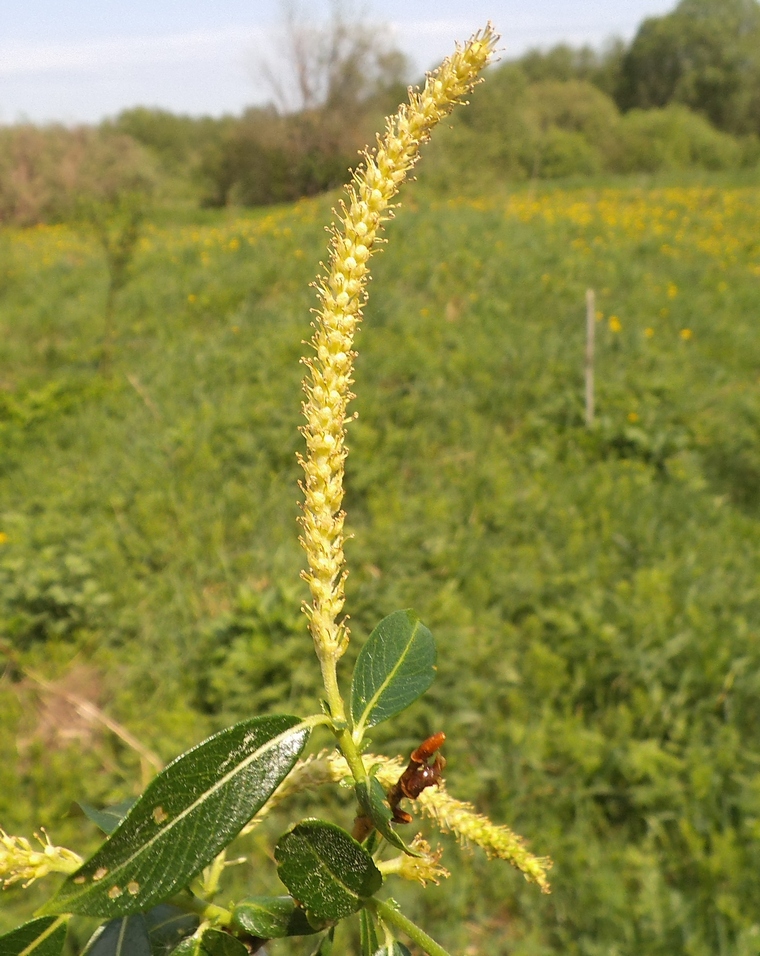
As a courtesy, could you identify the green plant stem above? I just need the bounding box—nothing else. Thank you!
[320,653,367,784]
[170,891,231,926]
[376,857,405,877]
[319,653,345,725]
[300,713,336,731]
[200,850,227,899]
[370,899,453,956]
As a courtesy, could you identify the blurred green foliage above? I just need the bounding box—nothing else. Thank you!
[1,171,760,953]
[618,0,760,134]
[417,69,759,192]
[5,2,760,226]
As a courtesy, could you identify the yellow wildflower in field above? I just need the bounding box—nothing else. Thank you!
[609,316,622,333]
[500,187,760,278]
[680,328,693,340]
[645,327,655,338]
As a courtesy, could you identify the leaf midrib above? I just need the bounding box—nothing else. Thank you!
[17,917,66,956]
[306,843,370,904]
[114,917,129,956]
[354,619,421,739]
[57,721,306,908]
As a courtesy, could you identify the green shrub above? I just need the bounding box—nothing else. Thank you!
[612,104,745,172]
[420,64,756,186]
[0,546,110,648]
[531,128,602,178]
[516,40,626,98]
[528,80,621,145]
[191,583,322,721]
[526,81,620,177]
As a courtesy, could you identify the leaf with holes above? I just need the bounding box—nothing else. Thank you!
[350,611,436,737]
[231,897,320,939]
[44,715,309,918]
[0,918,68,956]
[84,916,151,956]
[275,820,382,921]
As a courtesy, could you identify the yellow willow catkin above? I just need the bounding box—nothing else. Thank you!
[366,756,551,893]
[243,752,551,892]
[414,786,552,893]
[299,24,497,662]
[0,828,82,888]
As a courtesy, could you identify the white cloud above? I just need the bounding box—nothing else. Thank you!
[0,27,267,75]
[0,13,645,79]
[0,11,655,123]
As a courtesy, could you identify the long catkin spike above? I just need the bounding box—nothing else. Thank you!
[298,26,498,667]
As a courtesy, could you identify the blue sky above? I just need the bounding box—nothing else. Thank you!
[1,0,677,124]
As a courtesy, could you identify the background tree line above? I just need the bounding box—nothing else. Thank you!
[1,0,760,226]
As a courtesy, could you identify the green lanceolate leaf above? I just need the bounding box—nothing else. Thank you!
[355,778,413,854]
[350,610,436,737]
[309,927,335,956]
[275,819,382,921]
[232,896,319,938]
[0,918,68,956]
[144,905,198,955]
[360,910,379,956]
[198,930,247,956]
[85,916,151,956]
[374,944,411,956]
[80,799,137,835]
[44,715,309,918]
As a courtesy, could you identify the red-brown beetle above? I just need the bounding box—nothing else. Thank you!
[387,732,446,824]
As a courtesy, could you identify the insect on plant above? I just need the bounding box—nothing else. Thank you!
[0,22,551,956]
[387,733,447,825]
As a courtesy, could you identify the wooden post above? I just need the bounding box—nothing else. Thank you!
[585,289,595,427]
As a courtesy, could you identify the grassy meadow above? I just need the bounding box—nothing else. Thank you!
[2,171,760,954]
